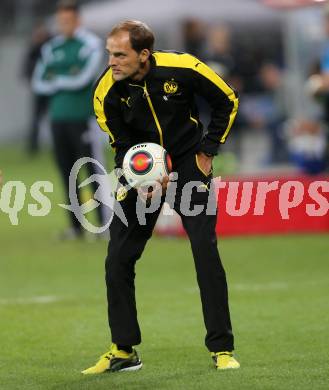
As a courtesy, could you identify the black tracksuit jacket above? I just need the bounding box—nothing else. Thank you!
[93,50,239,167]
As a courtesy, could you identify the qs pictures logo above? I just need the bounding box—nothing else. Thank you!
[163,80,178,94]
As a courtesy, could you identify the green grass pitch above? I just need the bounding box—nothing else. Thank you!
[0,148,328,389]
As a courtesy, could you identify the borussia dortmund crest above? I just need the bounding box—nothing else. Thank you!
[163,80,178,94]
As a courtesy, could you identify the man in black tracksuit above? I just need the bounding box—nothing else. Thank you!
[82,20,240,374]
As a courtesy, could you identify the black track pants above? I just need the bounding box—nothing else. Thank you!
[51,120,106,230]
[106,153,234,352]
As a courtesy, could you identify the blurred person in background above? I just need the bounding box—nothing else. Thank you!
[240,63,288,165]
[305,5,329,169]
[22,22,51,155]
[258,63,288,164]
[182,18,207,60]
[32,0,107,239]
[205,25,235,79]
[205,24,244,160]
[182,19,209,148]
[285,118,327,175]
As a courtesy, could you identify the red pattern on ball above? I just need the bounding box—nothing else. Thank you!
[165,152,172,174]
[131,153,152,173]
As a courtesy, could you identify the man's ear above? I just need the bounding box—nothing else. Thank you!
[139,49,151,63]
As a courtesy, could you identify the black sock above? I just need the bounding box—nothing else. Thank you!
[117,345,133,353]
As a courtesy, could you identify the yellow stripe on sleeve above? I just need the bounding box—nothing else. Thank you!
[193,61,239,143]
[93,68,116,145]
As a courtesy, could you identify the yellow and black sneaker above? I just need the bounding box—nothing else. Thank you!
[81,343,142,374]
[211,351,240,370]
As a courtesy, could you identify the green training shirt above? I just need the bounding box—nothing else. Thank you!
[32,27,103,122]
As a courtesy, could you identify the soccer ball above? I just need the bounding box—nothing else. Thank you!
[122,143,172,188]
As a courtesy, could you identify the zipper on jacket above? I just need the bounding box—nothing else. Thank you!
[129,81,164,146]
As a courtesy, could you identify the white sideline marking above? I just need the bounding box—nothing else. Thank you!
[232,282,288,291]
[231,279,328,291]
[185,282,288,294]
[0,296,60,305]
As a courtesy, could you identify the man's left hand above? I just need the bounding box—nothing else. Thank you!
[197,152,213,176]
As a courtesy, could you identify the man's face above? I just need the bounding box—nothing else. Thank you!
[56,10,80,37]
[106,31,147,81]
